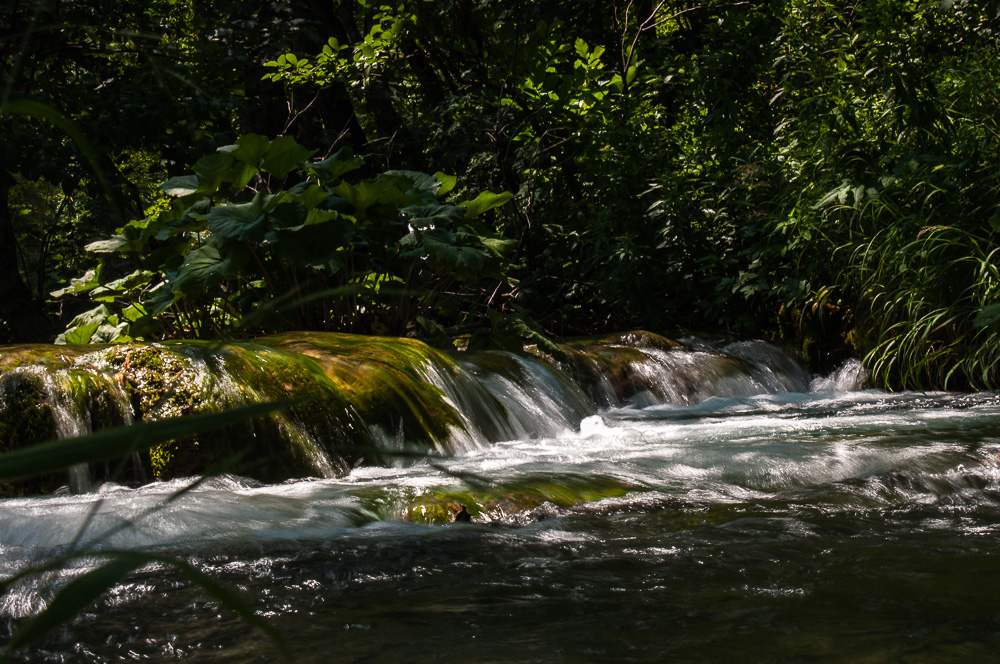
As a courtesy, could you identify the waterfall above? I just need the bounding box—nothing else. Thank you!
[0,332,818,490]
[809,357,868,392]
[459,352,594,440]
[0,367,114,493]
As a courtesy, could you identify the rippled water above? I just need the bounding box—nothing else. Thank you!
[5,367,1000,662]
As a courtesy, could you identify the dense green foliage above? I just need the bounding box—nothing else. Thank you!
[52,135,515,344]
[3,0,1000,388]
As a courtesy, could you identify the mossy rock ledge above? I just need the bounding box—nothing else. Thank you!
[0,330,792,494]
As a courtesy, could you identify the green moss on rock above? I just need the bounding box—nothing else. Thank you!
[256,333,474,453]
[405,475,636,524]
[0,373,56,453]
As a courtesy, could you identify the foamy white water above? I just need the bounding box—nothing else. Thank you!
[5,358,1000,662]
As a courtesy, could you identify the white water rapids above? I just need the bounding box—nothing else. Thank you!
[5,350,1000,662]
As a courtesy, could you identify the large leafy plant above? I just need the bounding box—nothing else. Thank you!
[54,135,515,343]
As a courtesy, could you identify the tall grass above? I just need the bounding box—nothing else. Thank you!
[0,403,296,660]
[762,1,1000,390]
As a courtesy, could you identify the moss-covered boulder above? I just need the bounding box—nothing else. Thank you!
[551,330,752,406]
[0,330,806,496]
[0,333,523,492]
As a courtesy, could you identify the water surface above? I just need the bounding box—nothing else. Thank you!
[5,366,1000,662]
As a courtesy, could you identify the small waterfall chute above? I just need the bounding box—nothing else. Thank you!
[0,331,834,492]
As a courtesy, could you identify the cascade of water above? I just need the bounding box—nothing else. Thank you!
[621,347,759,406]
[809,357,868,392]
[415,361,512,453]
[462,352,595,439]
[719,340,812,393]
[0,367,95,492]
[0,332,848,490]
[191,348,343,478]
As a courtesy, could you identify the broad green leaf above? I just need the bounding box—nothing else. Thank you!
[333,178,408,220]
[974,304,1000,329]
[383,170,444,202]
[459,190,514,218]
[306,147,362,184]
[219,135,270,188]
[89,270,155,300]
[122,303,148,322]
[480,236,517,258]
[145,282,182,317]
[193,153,235,194]
[265,200,308,229]
[85,224,146,253]
[161,175,201,197]
[63,304,114,330]
[403,204,466,230]
[51,267,102,297]
[219,134,271,167]
[54,305,116,345]
[92,321,131,343]
[988,208,1000,232]
[230,162,259,191]
[60,323,100,345]
[261,135,315,179]
[265,212,356,267]
[626,64,638,85]
[206,198,268,242]
[154,198,211,240]
[292,184,332,211]
[170,241,250,294]
[422,229,488,281]
[434,172,457,196]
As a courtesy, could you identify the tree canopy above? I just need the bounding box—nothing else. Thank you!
[3,0,1000,389]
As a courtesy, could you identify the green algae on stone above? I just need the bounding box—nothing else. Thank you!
[0,372,57,454]
[0,344,90,373]
[0,333,486,489]
[403,474,637,524]
[255,332,480,454]
[88,341,370,482]
[0,370,64,495]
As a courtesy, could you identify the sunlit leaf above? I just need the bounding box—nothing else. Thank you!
[434,172,457,196]
[51,268,102,298]
[262,135,315,179]
[459,191,513,218]
[161,175,201,197]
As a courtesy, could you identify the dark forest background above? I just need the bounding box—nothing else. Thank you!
[3,0,1000,389]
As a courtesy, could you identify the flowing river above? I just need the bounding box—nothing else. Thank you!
[4,353,1000,662]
